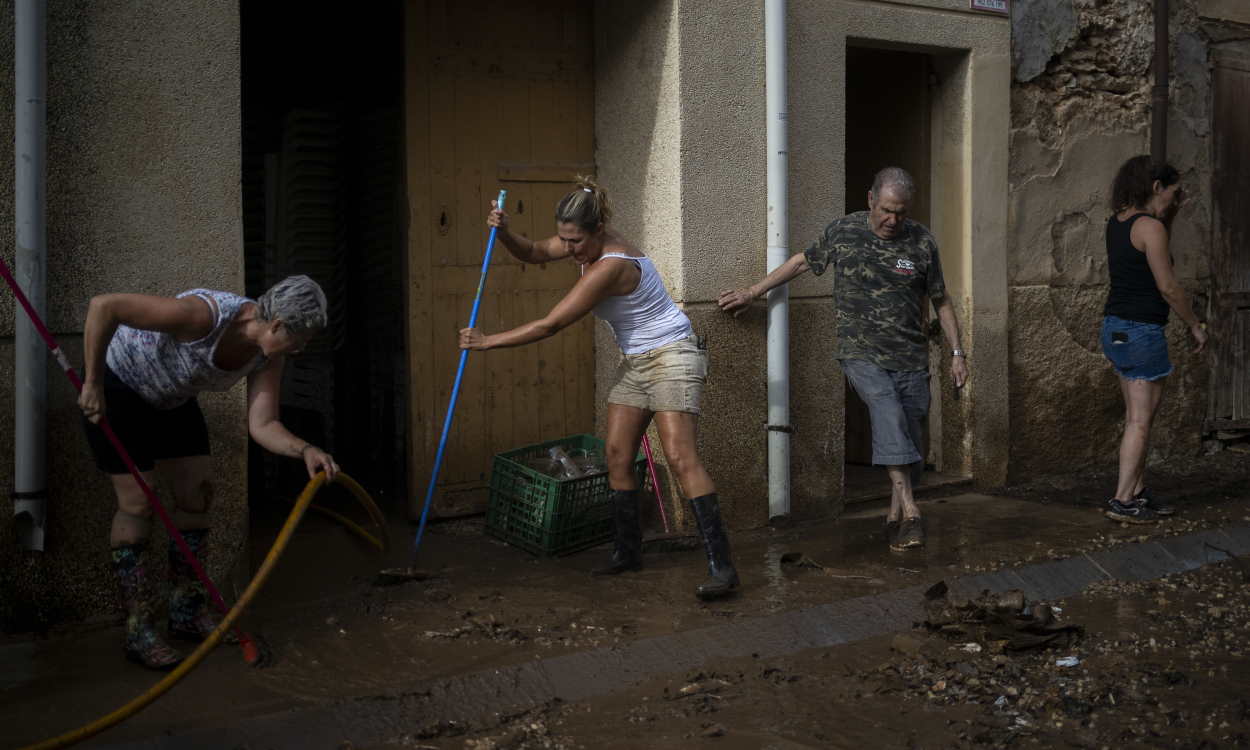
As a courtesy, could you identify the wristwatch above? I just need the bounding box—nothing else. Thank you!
[951,348,966,358]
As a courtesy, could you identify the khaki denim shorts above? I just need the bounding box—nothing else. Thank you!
[607,335,707,414]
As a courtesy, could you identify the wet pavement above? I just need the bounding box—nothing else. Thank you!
[4,457,1250,749]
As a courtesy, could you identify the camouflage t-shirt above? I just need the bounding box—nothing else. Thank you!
[803,211,946,372]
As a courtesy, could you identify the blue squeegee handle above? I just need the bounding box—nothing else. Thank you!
[412,189,508,557]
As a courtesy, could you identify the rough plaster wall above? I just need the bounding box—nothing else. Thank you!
[594,0,683,297]
[1007,0,1216,478]
[0,1,242,630]
[679,0,795,528]
[592,0,678,517]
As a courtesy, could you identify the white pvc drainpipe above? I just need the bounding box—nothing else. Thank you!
[13,0,49,551]
[764,0,791,519]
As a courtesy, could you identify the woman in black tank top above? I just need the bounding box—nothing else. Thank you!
[1100,155,1207,524]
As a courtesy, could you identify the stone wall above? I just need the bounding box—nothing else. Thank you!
[1007,0,1237,478]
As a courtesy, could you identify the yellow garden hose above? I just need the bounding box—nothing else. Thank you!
[22,470,386,750]
[305,472,389,552]
[307,503,384,551]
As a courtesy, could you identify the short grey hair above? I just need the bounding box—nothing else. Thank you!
[256,275,327,334]
[870,167,917,202]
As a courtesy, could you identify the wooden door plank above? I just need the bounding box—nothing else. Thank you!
[576,76,595,162]
[405,0,435,513]
[454,73,486,268]
[1208,64,1250,429]
[428,70,459,269]
[529,79,563,164]
[429,284,458,472]
[456,286,490,487]
[459,281,500,489]
[428,0,450,50]
[565,314,595,436]
[492,79,534,265]
[536,297,567,444]
[575,315,595,432]
[450,289,475,485]
[564,0,591,55]
[486,287,516,457]
[529,0,561,53]
[514,288,543,448]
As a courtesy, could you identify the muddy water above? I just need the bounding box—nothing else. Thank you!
[243,490,1239,708]
[389,559,1250,749]
[244,494,1102,704]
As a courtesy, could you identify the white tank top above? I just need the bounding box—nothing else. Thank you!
[591,254,694,355]
[106,289,268,409]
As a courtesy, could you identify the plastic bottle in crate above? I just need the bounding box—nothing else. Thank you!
[547,446,583,479]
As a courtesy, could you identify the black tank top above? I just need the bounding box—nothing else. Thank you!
[1104,213,1169,326]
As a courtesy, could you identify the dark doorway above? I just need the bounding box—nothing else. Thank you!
[240,2,407,514]
[843,45,933,493]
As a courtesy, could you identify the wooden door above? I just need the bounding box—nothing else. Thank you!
[404,0,596,518]
[1206,50,1250,434]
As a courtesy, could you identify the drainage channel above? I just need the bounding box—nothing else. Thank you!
[106,524,1250,749]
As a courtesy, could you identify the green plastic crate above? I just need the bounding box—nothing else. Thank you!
[486,434,646,556]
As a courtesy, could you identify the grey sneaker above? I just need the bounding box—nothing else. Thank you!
[1105,498,1160,524]
[1134,488,1176,516]
[890,517,925,551]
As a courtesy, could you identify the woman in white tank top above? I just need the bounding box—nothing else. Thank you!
[460,178,739,601]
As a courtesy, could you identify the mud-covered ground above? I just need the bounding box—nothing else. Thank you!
[355,445,1250,750]
[382,556,1250,750]
[4,446,1249,749]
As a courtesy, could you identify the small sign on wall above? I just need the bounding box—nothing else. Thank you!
[970,0,1009,13]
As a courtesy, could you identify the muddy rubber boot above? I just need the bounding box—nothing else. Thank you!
[592,490,642,575]
[688,493,740,601]
[111,543,183,670]
[168,529,232,643]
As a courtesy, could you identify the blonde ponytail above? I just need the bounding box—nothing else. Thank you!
[555,175,611,230]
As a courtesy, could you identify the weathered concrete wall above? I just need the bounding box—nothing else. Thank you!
[0,1,243,630]
[595,0,1010,530]
[1007,0,1231,479]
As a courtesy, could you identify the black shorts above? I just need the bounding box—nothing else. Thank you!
[82,366,211,475]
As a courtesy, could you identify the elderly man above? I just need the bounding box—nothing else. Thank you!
[718,167,967,551]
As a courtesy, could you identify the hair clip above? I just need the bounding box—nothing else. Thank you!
[583,187,592,193]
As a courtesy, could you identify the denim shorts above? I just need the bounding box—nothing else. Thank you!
[607,335,707,414]
[1101,315,1172,381]
[840,359,929,467]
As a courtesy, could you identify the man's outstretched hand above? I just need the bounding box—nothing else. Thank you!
[717,288,755,317]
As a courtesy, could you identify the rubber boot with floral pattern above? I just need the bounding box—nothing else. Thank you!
[111,543,183,670]
[167,529,231,642]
